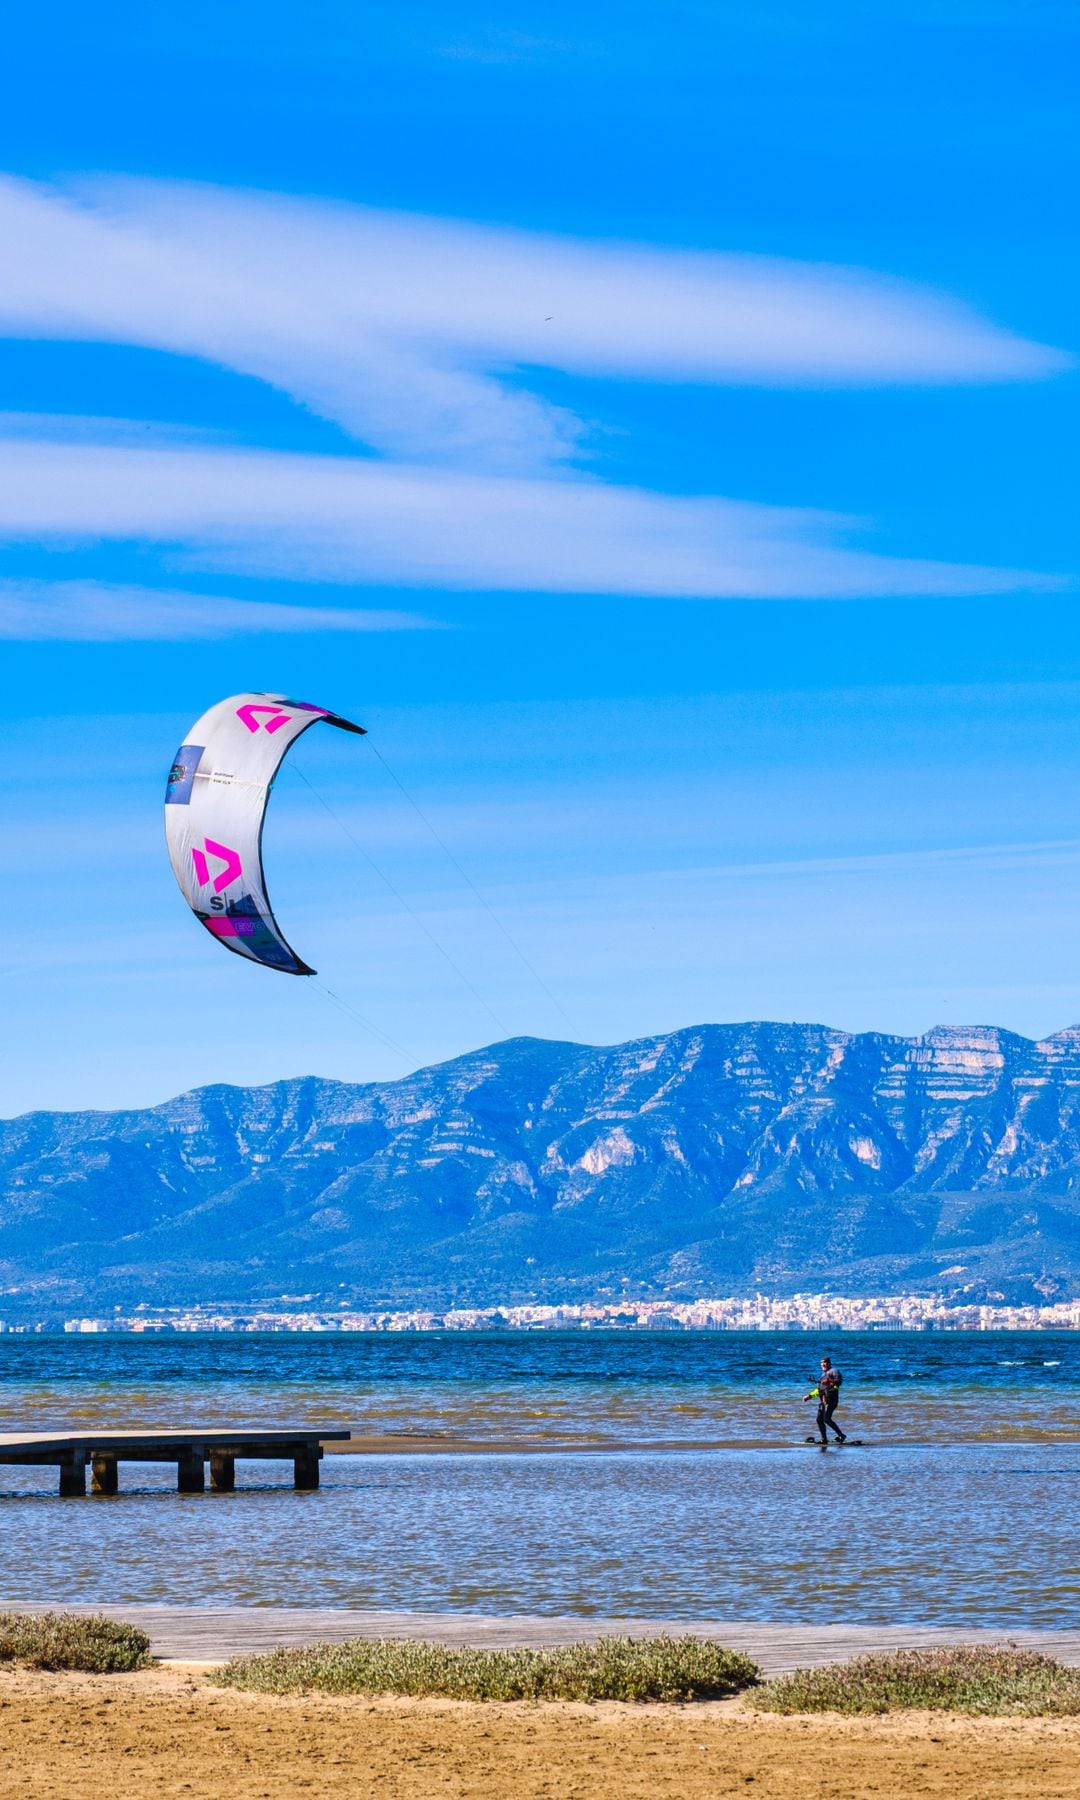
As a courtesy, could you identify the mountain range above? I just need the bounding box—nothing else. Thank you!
[3,1021,1080,1318]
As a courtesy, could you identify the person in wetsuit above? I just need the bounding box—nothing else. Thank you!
[804,1355,846,1444]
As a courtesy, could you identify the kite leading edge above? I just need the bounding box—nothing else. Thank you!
[164,692,366,976]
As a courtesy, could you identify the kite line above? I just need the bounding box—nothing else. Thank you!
[286,760,511,1037]
[364,740,579,1035]
[308,977,413,1063]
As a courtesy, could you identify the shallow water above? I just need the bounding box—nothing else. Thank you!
[0,1332,1076,1626]
[0,1445,1076,1628]
[1,1330,1077,1442]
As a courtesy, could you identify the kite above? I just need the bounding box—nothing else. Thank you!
[164,692,365,975]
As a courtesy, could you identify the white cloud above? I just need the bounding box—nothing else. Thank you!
[0,174,1066,471]
[0,432,1055,598]
[0,578,432,641]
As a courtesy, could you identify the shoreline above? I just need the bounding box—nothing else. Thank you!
[2,1605,1078,1673]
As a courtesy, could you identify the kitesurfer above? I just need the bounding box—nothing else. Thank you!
[804,1355,845,1445]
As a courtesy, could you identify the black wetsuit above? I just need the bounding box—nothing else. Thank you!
[816,1371,843,1443]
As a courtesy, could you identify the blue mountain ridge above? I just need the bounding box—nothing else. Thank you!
[2,1022,1080,1317]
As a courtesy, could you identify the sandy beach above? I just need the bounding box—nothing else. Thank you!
[0,1665,1075,1799]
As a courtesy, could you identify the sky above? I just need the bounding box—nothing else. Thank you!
[1,2,1078,1114]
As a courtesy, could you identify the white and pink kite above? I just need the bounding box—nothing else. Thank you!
[164,692,365,975]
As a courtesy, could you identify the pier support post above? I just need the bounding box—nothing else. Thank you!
[177,1450,205,1493]
[294,1447,321,1490]
[59,1454,87,1497]
[91,1453,119,1495]
[210,1453,235,1493]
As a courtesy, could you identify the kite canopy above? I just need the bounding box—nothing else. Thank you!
[164,692,365,976]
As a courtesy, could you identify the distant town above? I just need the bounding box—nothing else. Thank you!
[27,1292,1080,1334]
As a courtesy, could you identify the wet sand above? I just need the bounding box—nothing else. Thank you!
[8,1602,1079,1671]
[330,1431,794,1453]
[0,1666,1076,1799]
[325,1421,1080,1452]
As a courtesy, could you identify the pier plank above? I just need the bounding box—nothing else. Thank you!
[0,1429,350,1458]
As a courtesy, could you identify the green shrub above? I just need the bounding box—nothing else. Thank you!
[752,1646,1080,1716]
[215,1633,760,1703]
[0,1611,152,1673]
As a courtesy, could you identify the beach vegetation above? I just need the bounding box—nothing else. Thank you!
[0,1611,152,1673]
[214,1633,760,1703]
[752,1645,1080,1716]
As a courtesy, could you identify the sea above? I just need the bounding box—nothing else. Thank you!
[0,1331,1076,1630]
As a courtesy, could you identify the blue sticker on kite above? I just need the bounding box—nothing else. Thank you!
[165,744,204,805]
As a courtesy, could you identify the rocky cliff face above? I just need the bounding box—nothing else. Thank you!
[3,1022,1080,1312]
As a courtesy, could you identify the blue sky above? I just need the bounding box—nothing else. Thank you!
[1,2,1078,1113]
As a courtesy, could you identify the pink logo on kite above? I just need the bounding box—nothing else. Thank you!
[205,916,257,938]
[191,839,243,893]
[236,703,292,734]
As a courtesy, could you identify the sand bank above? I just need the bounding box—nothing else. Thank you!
[0,1665,1076,1799]
[327,1426,1080,1453]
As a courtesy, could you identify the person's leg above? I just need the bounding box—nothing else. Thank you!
[826,1398,845,1440]
[816,1401,829,1444]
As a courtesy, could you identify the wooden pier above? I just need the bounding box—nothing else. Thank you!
[0,1429,350,1496]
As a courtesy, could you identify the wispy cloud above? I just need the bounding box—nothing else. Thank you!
[0,578,432,641]
[0,433,1056,598]
[0,173,1065,608]
[435,30,574,64]
[0,174,1066,472]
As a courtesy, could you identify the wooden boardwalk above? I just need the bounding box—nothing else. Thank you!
[3,1604,1078,1672]
[0,1429,350,1495]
